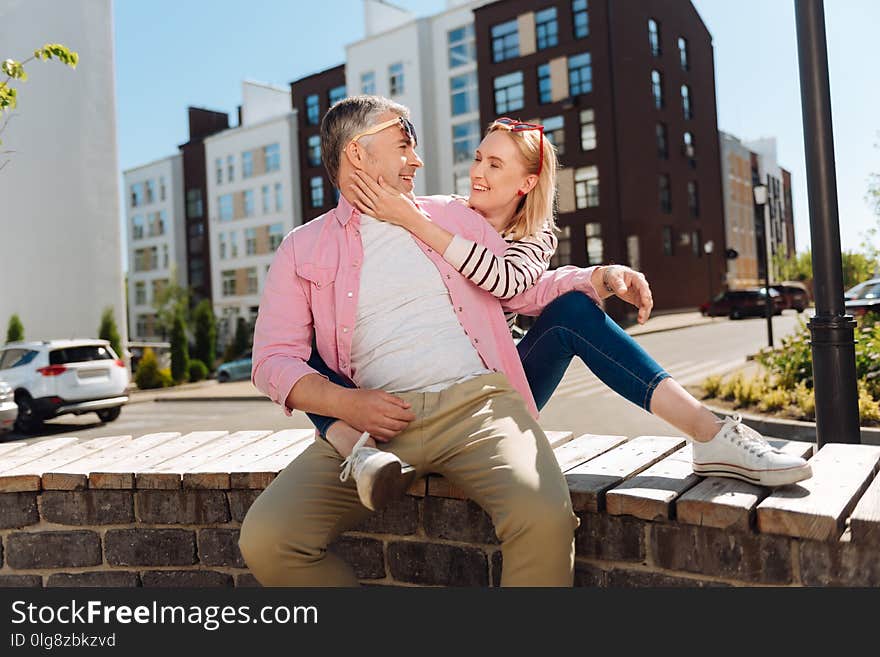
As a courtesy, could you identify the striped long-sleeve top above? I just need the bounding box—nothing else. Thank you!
[442,222,558,329]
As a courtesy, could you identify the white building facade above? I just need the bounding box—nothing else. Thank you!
[123,154,186,340]
[204,82,301,348]
[0,0,127,348]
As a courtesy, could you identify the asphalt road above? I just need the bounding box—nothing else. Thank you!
[3,311,810,445]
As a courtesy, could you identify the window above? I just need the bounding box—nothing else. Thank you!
[683,131,695,166]
[132,215,144,240]
[222,270,236,297]
[537,63,552,104]
[651,70,664,109]
[130,182,144,208]
[656,122,668,159]
[681,84,693,120]
[450,72,478,116]
[361,71,376,94]
[151,279,166,301]
[136,315,152,338]
[453,121,481,164]
[162,244,168,268]
[190,258,204,287]
[573,0,589,38]
[245,227,257,255]
[536,7,559,50]
[159,176,166,202]
[551,225,572,268]
[304,135,322,168]
[648,18,661,57]
[230,231,238,258]
[264,143,280,172]
[186,188,203,219]
[219,232,227,260]
[145,179,155,204]
[242,151,254,178]
[328,85,346,107]
[306,94,320,125]
[568,52,592,96]
[493,71,524,114]
[586,222,603,264]
[688,181,700,217]
[678,37,689,71]
[662,226,674,255]
[274,182,283,212]
[218,194,233,222]
[135,281,146,305]
[227,155,234,182]
[243,190,255,218]
[149,211,165,237]
[659,174,672,213]
[448,24,475,68]
[269,223,284,251]
[262,185,271,213]
[247,267,258,295]
[149,246,158,270]
[543,115,565,154]
[692,229,702,257]
[491,19,519,62]
[389,62,404,96]
[310,176,324,208]
[215,158,223,184]
[580,109,596,151]
[575,166,599,208]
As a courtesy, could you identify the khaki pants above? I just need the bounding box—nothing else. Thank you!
[239,373,578,587]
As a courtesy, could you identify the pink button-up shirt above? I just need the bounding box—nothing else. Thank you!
[252,194,599,419]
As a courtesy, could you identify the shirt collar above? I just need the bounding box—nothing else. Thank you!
[333,193,360,226]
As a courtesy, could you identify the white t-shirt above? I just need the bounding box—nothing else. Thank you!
[349,214,491,393]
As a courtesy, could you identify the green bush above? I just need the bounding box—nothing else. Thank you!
[158,367,174,388]
[758,387,790,413]
[188,359,208,382]
[702,375,722,399]
[98,307,122,358]
[134,348,165,390]
[792,381,815,420]
[170,312,189,384]
[192,300,217,371]
[733,375,765,409]
[5,314,24,343]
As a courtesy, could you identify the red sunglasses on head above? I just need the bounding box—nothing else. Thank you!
[493,117,546,176]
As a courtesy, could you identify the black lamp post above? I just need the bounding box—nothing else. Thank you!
[753,183,774,348]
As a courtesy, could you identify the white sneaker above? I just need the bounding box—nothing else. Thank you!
[338,432,416,511]
[692,414,812,487]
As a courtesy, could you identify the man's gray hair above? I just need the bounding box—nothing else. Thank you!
[320,95,410,188]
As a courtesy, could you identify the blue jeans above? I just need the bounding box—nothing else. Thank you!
[305,291,669,437]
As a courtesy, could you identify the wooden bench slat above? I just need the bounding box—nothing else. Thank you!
[0,437,80,475]
[130,431,232,489]
[756,443,880,540]
[0,435,132,492]
[230,432,316,489]
[676,440,814,531]
[565,435,685,512]
[545,430,574,448]
[605,444,700,521]
[846,469,880,544]
[0,442,26,458]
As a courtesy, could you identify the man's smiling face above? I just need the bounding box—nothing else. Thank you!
[352,111,423,195]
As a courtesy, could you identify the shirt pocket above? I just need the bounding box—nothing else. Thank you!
[296,263,337,291]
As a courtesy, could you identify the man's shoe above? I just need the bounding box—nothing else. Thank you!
[339,432,416,511]
[692,414,812,487]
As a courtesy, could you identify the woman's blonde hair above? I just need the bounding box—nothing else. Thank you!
[485,119,559,240]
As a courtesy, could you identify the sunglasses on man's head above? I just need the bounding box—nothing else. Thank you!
[349,116,418,147]
[492,117,546,176]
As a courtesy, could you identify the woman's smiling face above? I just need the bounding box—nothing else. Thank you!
[467,130,531,217]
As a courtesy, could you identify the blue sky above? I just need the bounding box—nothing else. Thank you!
[115,0,879,265]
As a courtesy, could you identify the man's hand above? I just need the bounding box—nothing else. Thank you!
[337,388,417,442]
[593,265,654,324]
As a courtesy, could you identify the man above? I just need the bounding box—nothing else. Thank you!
[239,95,650,586]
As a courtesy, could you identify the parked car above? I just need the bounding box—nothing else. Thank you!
[844,278,880,317]
[770,281,810,312]
[0,340,129,434]
[700,288,784,320]
[216,351,252,383]
[0,381,16,434]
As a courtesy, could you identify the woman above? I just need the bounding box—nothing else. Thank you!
[310,118,811,511]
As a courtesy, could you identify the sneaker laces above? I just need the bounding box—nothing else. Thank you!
[339,431,372,483]
[720,413,773,456]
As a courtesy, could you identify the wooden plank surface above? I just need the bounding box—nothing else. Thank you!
[0,435,131,492]
[554,434,629,472]
[229,430,317,489]
[129,431,230,489]
[545,430,574,448]
[42,432,181,490]
[757,443,880,540]
[0,437,79,476]
[676,440,814,531]
[848,469,880,544]
[565,435,685,512]
[605,444,700,521]
[0,442,26,458]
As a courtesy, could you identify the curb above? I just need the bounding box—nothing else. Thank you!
[625,319,718,338]
[705,403,880,446]
[154,395,267,403]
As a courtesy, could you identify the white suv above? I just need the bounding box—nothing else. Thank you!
[0,339,129,434]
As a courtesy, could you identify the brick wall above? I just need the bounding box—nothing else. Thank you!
[1,481,877,587]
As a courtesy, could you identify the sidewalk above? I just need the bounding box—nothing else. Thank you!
[127,309,714,404]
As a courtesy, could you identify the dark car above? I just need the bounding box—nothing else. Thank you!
[700,288,784,320]
[770,281,810,312]
[844,279,880,318]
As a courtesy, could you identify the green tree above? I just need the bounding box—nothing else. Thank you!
[841,250,878,289]
[169,311,190,384]
[192,300,217,370]
[224,317,251,362]
[773,249,812,282]
[5,314,24,343]
[1,44,78,168]
[98,307,122,358]
[152,265,190,339]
